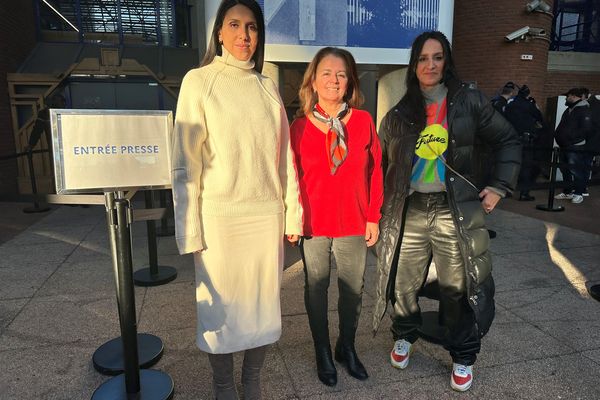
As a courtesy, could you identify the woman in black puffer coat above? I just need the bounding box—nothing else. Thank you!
[373,31,521,392]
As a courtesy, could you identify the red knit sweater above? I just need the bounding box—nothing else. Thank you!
[290,109,383,237]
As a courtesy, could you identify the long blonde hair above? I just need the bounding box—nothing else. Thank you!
[296,47,364,118]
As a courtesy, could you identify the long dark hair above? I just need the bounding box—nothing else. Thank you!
[201,0,265,73]
[399,31,459,131]
[297,47,364,117]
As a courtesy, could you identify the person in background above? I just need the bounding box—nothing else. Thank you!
[170,1,302,399]
[504,85,545,201]
[490,81,516,116]
[554,87,594,204]
[373,31,521,392]
[290,47,383,387]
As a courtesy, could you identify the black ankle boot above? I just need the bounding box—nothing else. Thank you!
[315,345,337,386]
[334,339,368,381]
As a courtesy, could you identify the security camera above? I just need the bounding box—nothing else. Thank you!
[526,0,551,12]
[505,26,530,42]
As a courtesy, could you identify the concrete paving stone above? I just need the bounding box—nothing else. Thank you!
[477,320,576,368]
[492,255,566,293]
[582,348,600,364]
[0,299,28,331]
[488,233,550,255]
[533,318,600,352]
[138,281,197,332]
[549,226,600,249]
[499,249,600,287]
[0,343,104,400]
[65,237,150,266]
[0,262,60,300]
[2,226,92,247]
[493,303,526,324]
[495,284,600,323]
[0,241,77,270]
[473,353,600,399]
[0,291,145,351]
[34,258,115,297]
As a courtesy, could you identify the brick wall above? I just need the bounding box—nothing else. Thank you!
[544,71,600,100]
[0,1,36,196]
[453,0,555,110]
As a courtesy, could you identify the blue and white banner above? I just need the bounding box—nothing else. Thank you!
[255,0,453,64]
[205,0,453,64]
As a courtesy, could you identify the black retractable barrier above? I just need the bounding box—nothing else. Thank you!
[92,193,165,376]
[133,191,177,286]
[156,190,175,237]
[22,148,51,213]
[536,147,565,212]
[92,192,174,400]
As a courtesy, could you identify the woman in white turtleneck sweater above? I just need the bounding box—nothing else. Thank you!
[171,2,302,399]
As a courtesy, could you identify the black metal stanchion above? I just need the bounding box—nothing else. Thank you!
[92,193,166,376]
[133,191,177,286]
[22,148,50,214]
[156,190,175,237]
[537,147,565,212]
[92,193,174,399]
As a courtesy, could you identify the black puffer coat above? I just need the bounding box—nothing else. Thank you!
[372,81,521,337]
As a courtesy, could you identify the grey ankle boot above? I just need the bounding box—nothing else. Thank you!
[242,345,267,400]
[207,353,239,400]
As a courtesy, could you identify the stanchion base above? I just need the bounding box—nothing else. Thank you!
[536,204,565,212]
[588,285,600,302]
[93,333,164,375]
[92,369,174,400]
[23,206,50,214]
[133,266,177,287]
[156,228,175,237]
[416,311,446,345]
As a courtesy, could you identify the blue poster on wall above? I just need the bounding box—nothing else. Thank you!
[257,0,441,49]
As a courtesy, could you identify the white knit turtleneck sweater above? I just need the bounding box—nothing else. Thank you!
[171,49,303,254]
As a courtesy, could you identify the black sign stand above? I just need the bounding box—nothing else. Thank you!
[133,191,177,286]
[536,147,565,212]
[92,192,174,399]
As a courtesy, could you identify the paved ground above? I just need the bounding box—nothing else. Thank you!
[0,188,599,399]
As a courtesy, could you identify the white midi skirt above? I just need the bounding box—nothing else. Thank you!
[193,213,284,354]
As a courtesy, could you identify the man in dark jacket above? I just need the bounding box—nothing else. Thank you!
[490,81,516,116]
[504,85,545,201]
[554,88,594,204]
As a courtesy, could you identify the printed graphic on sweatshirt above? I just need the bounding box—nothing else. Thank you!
[412,98,448,185]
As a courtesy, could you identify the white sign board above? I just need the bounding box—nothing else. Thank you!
[50,109,173,194]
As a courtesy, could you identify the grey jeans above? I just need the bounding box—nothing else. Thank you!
[300,235,367,346]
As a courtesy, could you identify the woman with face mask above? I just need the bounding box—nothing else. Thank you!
[171,1,302,398]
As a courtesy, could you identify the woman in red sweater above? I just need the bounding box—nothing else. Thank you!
[290,47,383,387]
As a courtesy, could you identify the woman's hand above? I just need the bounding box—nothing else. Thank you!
[479,188,502,214]
[286,234,300,247]
[365,222,379,247]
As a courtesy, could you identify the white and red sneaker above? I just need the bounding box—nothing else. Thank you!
[450,363,473,392]
[390,339,411,369]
